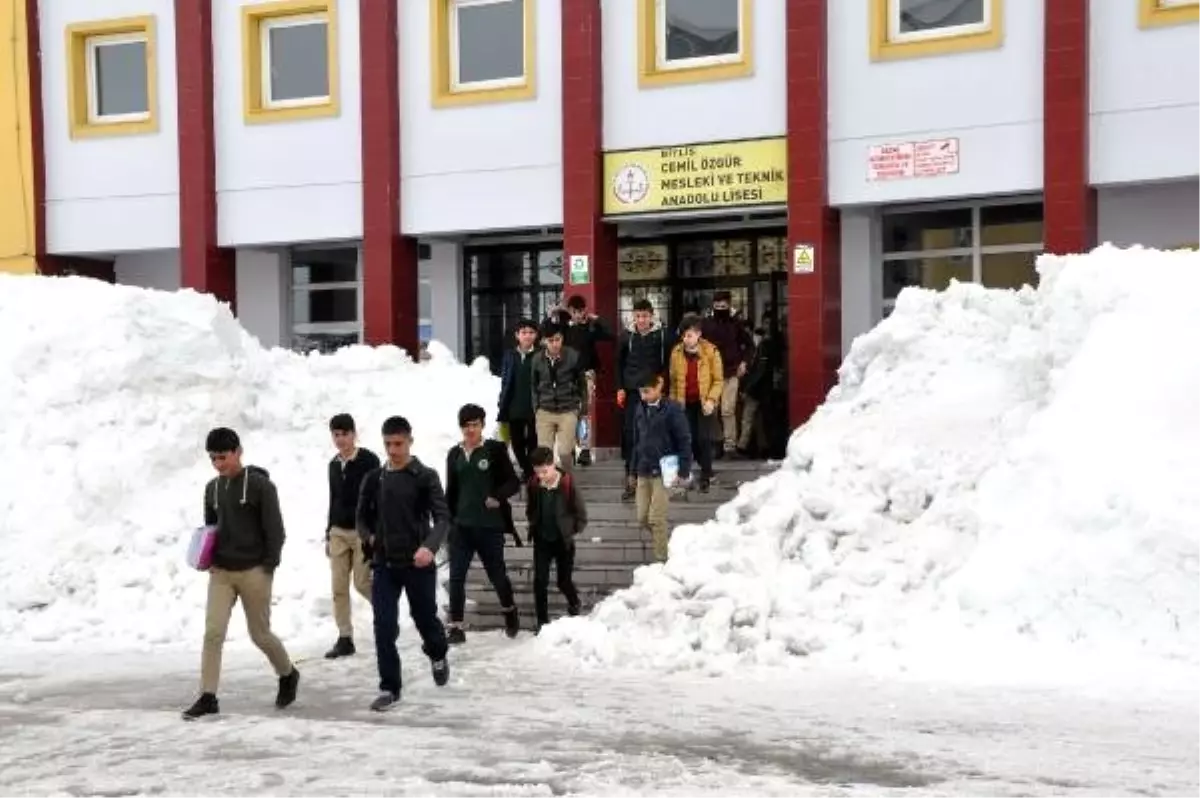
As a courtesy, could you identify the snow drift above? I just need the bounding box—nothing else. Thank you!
[542,245,1200,680]
[0,275,498,649]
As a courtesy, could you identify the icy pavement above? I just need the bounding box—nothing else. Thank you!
[0,636,1195,797]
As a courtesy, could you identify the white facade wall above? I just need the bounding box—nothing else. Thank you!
[235,248,288,347]
[113,250,181,291]
[827,1,1044,206]
[1097,180,1200,249]
[39,0,179,255]
[1089,3,1200,186]
[600,0,787,150]
[399,0,563,236]
[424,240,466,357]
[839,209,881,356]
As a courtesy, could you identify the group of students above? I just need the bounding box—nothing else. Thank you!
[183,406,587,720]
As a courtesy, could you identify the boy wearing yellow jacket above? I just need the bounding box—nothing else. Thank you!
[668,313,723,493]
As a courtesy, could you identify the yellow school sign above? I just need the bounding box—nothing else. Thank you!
[603,137,788,217]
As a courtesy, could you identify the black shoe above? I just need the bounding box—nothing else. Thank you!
[431,658,450,687]
[699,477,710,494]
[502,607,520,639]
[621,478,636,502]
[324,636,355,659]
[446,626,467,646]
[182,692,219,720]
[275,668,299,709]
[577,449,592,467]
[370,691,399,712]
[567,603,581,617]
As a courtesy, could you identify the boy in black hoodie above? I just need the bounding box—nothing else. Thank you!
[525,446,586,633]
[324,413,381,659]
[445,403,522,644]
[183,427,299,720]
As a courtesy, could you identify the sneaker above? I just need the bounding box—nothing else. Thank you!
[370,691,399,712]
[567,603,581,617]
[502,607,521,639]
[324,636,356,659]
[698,477,710,494]
[275,668,299,709]
[431,658,450,687]
[621,477,637,502]
[446,626,467,646]
[182,692,219,721]
[577,449,592,467]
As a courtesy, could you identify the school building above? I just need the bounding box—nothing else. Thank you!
[1,0,1197,445]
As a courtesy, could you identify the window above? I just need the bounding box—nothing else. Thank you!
[463,246,562,369]
[1139,0,1199,28]
[869,0,1003,61]
[242,0,338,123]
[290,248,361,353]
[638,0,753,88]
[431,0,536,107]
[65,17,157,139]
[880,200,1042,317]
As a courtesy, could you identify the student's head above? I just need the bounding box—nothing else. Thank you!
[712,290,732,318]
[515,318,538,350]
[637,371,664,404]
[632,299,654,332]
[329,413,357,455]
[678,313,703,349]
[458,403,486,446]
[530,446,559,485]
[380,416,413,464]
[541,323,564,356]
[566,294,588,323]
[205,427,242,477]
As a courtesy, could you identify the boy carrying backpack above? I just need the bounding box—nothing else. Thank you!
[525,446,585,633]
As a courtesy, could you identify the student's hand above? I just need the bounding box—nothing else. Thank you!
[702,400,716,415]
[413,547,435,568]
[616,389,626,408]
[737,362,747,378]
[484,497,500,509]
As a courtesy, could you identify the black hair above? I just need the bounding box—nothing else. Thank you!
[678,313,702,333]
[205,427,240,453]
[541,321,564,339]
[713,290,732,303]
[457,403,486,427]
[530,446,556,468]
[515,317,538,333]
[329,413,355,433]
[381,416,412,437]
[632,298,653,313]
[566,295,586,311]
[636,370,663,389]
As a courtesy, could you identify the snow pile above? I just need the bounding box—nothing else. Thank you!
[544,245,1200,680]
[0,275,498,649]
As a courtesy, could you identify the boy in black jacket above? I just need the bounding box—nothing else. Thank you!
[356,416,452,712]
[183,427,299,720]
[496,318,540,479]
[324,413,381,659]
[631,372,693,563]
[525,446,585,633]
[445,403,522,644]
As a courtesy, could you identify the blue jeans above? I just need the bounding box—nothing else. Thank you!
[447,526,514,623]
[372,562,447,696]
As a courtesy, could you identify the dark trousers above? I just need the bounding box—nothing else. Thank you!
[533,538,579,626]
[372,562,447,696]
[509,418,537,479]
[684,402,715,479]
[447,526,515,623]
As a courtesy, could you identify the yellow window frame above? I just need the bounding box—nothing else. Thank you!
[430,0,537,108]
[65,16,158,139]
[1139,0,1199,28]
[241,0,340,124]
[637,0,754,89]
[870,0,1004,62]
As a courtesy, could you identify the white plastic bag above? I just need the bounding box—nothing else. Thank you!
[659,454,679,488]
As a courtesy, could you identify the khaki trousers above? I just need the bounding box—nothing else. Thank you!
[636,477,671,562]
[329,526,372,637]
[720,376,740,449]
[737,395,766,451]
[577,373,596,448]
[201,566,292,694]
[536,409,579,473]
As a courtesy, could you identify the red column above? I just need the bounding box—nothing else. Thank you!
[22,0,55,275]
[1043,0,1096,255]
[562,0,619,448]
[360,0,419,355]
[175,0,236,310]
[784,0,841,429]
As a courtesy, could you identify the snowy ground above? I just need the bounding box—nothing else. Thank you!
[2,637,1196,797]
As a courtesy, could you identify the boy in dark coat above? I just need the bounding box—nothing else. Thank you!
[631,372,693,563]
[444,403,522,644]
[496,318,540,480]
[525,446,586,633]
[616,298,674,500]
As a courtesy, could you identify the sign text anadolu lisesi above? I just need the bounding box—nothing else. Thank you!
[603,137,788,217]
